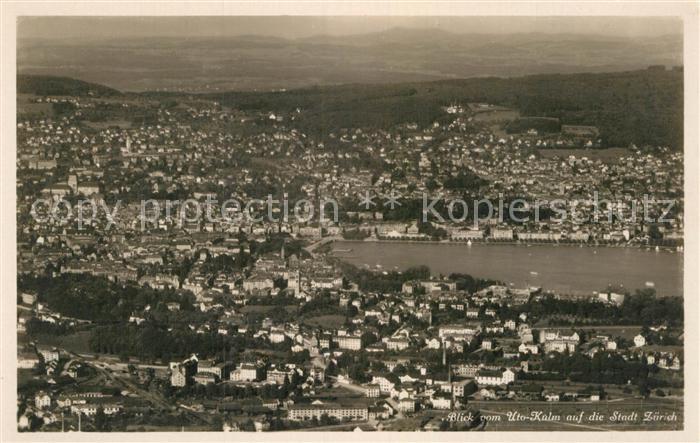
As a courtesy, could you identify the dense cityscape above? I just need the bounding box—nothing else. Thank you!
[16,34,685,432]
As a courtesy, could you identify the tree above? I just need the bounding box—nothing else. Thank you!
[361,331,376,347]
[94,407,109,431]
[638,381,651,398]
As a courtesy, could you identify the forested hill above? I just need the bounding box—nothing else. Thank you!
[207,69,683,149]
[18,75,121,97]
[18,68,683,149]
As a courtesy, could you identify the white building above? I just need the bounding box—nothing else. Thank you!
[518,343,539,354]
[35,391,51,409]
[230,362,264,382]
[475,368,515,386]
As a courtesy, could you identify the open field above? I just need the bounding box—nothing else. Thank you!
[83,119,133,129]
[240,305,297,315]
[301,314,347,329]
[472,109,520,123]
[17,93,53,116]
[32,330,93,354]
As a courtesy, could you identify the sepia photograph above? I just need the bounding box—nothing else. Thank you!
[2,2,699,441]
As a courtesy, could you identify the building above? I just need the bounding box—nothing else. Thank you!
[336,334,362,351]
[540,330,580,353]
[438,324,480,343]
[243,274,275,292]
[318,334,332,350]
[452,364,479,378]
[76,182,100,196]
[230,362,265,382]
[634,334,647,347]
[288,403,368,421]
[267,367,295,384]
[431,394,452,410]
[193,373,217,384]
[475,368,515,387]
[398,398,416,413]
[598,292,626,305]
[197,360,227,379]
[450,229,484,241]
[170,357,197,387]
[18,352,40,369]
[365,384,381,398]
[451,379,475,398]
[385,337,410,351]
[426,338,441,349]
[36,346,59,363]
[368,404,393,420]
[20,292,37,305]
[35,391,51,409]
[42,183,72,197]
[269,329,288,344]
[309,367,325,383]
[491,228,514,240]
[402,280,457,294]
[70,403,122,416]
[518,343,539,354]
[372,376,395,394]
[170,363,194,387]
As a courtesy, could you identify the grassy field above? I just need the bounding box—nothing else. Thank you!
[301,314,347,329]
[32,330,93,354]
[17,93,53,117]
[83,119,133,129]
[472,109,520,123]
[240,304,296,314]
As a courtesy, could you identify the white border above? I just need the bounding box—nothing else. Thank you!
[1,2,698,442]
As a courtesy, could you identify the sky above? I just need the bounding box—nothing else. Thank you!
[18,16,683,41]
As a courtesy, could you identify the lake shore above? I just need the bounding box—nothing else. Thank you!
[331,237,682,253]
[329,240,683,297]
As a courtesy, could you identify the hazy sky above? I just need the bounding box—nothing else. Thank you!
[18,16,682,41]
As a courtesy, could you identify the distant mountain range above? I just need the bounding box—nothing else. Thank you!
[17,27,683,92]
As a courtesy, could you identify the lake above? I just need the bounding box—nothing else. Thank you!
[331,241,683,297]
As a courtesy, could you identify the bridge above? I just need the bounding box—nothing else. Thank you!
[304,236,342,254]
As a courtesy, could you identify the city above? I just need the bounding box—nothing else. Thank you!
[14,16,685,433]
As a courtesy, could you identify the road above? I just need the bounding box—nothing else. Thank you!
[65,349,172,410]
[304,236,341,254]
[64,349,215,426]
